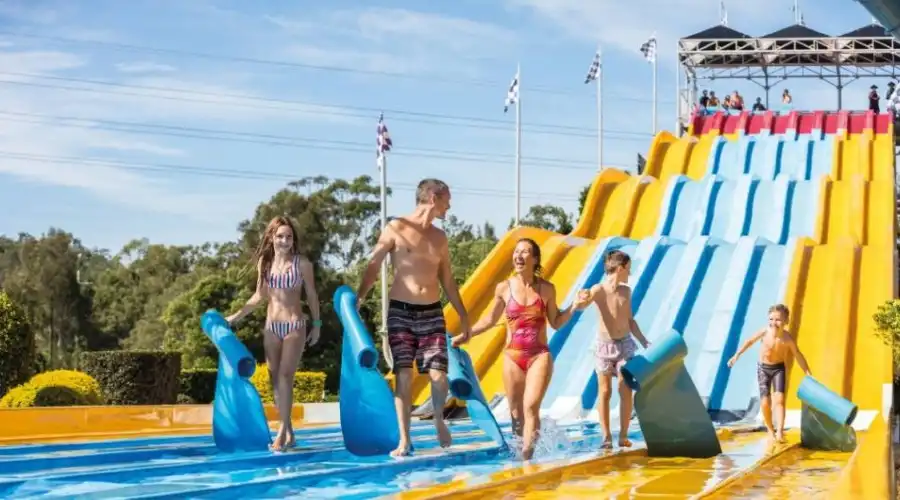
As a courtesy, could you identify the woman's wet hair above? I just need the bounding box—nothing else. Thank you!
[517,238,542,278]
[253,216,301,279]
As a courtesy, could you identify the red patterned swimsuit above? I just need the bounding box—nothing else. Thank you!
[504,282,551,372]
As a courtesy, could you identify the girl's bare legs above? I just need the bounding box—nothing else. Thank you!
[521,353,553,460]
[277,331,306,449]
[502,356,527,440]
[263,332,284,449]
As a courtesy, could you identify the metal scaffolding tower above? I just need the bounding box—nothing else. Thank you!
[676,22,900,134]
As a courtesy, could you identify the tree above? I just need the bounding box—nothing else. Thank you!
[512,204,574,234]
[873,299,900,377]
[0,230,94,368]
[0,291,35,396]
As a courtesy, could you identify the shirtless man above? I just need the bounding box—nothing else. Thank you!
[727,303,811,443]
[356,178,470,457]
[580,250,650,449]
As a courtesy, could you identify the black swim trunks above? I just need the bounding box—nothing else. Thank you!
[757,362,786,397]
[386,300,448,374]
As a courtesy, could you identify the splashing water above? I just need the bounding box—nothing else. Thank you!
[504,418,579,461]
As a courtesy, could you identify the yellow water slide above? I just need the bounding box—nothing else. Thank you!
[405,127,697,407]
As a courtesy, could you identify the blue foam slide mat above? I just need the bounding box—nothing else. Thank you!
[446,335,507,450]
[334,285,400,456]
[200,310,272,452]
[797,376,858,451]
[621,330,722,458]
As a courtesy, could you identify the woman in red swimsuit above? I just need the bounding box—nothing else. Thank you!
[453,238,589,459]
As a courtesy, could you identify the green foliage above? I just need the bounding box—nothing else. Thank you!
[179,369,217,404]
[0,383,87,408]
[513,204,574,234]
[80,351,181,405]
[0,291,35,398]
[873,299,900,376]
[29,370,102,404]
[249,364,327,403]
[0,175,567,399]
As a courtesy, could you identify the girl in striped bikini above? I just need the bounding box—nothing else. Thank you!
[226,216,322,452]
[453,238,589,459]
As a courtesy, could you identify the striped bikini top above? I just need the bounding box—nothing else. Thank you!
[267,255,303,290]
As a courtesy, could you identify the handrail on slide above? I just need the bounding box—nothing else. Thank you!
[334,285,505,456]
[199,310,272,452]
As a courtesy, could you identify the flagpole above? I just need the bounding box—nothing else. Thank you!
[652,42,658,135]
[596,48,603,171]
[514,63,522,225]
[378,151,389,344]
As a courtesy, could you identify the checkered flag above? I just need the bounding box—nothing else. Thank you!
[584,50,601,84]
[640,35,657,63]
[377,113,392,155]
[504,71,519,113]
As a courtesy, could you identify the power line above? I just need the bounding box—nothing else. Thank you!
[0,151,583,201]
[0,73,653,140]
[0,110,636,170]
[0,30,678,103]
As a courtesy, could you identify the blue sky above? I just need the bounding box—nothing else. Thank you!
[0,0,884,253]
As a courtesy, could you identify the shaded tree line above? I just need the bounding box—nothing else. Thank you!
[0,176,585,393]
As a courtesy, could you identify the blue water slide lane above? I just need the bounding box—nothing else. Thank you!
[748,135,781,180]
[334,285,400,456]
[653,175,690,238]
[786,178,821,240]
[810,135,834,180]
[663,175,716,242]
[199,310,272,453]
[692,237,762,407]
[797,376,859,451]
[722,175,755,242]
[446,335,506,449]
[572,237,670,420]
[529,236,633,418]
[717,238,798,414]
[621,330,722,458]
[768,174,793,244]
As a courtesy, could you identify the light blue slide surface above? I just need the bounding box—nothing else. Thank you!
[334,285,400,456]
[797,376,859,452]
[446,337,506,449]
[200,310,272,453]
[620,329,722,458]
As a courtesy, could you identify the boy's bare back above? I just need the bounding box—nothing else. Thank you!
[589,282,632,341]
[757,328,796,365]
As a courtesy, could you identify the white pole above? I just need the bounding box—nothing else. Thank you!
[514,63,522,225]
[652,49,658,135]
[378,153,390,363]
[596,49,603,170]
[675,45,682,136]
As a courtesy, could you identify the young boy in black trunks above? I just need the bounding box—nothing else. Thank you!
[727,304,812,443]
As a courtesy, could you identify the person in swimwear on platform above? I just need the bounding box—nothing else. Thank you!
[728,304,811,443]
[580,250,650,449]
[357,178,470,457]
[226,216,322,452]
[453,238,590,459]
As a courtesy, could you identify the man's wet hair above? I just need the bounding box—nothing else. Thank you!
[415,178,449,205]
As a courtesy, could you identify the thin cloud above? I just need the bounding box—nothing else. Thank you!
[115,61,178,74]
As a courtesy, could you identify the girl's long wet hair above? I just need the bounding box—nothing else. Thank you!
[253,216,301,280]
[517,238,543,281]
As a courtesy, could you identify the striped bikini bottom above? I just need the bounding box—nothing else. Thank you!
[265,319,306,340]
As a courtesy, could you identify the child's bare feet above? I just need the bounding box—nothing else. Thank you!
[434,418,452,448]
[600,436,613,449]
[522,446,535,460]
[775,431,786,444]
[618,437,633,447]
[390,440,412,457]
